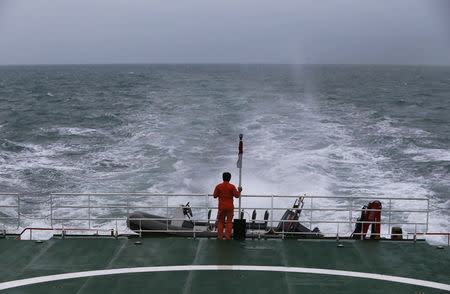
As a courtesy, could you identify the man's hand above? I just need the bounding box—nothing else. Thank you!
[238,187,243,192]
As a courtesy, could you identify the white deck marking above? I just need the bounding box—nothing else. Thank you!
[0,265,449,291]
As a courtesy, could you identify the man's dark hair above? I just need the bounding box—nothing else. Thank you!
[222,172,231,181]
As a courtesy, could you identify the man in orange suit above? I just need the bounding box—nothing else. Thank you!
[214,172,242,240]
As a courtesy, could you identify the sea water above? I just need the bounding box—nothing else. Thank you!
[0,64,448,241]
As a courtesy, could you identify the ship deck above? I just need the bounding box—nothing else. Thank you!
[0,236,449,293]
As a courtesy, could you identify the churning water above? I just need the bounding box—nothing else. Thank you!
[0,64,448,241]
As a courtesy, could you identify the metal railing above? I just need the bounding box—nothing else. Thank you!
[48,193,431,240]
[16,227,115,240]
[0,193,20,230]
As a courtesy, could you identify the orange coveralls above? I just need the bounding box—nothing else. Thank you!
[213,181,240,240]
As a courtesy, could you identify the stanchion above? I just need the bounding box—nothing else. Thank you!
[233,134,246,240]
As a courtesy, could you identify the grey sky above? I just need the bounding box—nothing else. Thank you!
[0,0,449,65]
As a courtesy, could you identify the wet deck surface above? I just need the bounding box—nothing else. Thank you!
[0,237,449,293]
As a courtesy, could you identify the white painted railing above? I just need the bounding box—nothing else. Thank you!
[0,193,20,232]
[48,193,430,239]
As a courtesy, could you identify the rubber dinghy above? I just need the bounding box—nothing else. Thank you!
[127,198,322,239]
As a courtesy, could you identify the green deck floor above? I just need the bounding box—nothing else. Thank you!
[0,237,449,293]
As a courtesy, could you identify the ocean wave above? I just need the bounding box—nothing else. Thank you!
[94,159,129,170]
[97,112,123,124]
[404,147,450,162]
[51,127,108,137]
[374,119,429,137]
[0,139,35,153]
[0,64,448,237]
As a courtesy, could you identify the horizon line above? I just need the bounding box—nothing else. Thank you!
[0,62,449,67]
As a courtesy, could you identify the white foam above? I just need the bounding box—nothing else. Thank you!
[2,143,80,172]
[404,147,450,162]
[47,127,108,137]
[1,75,447,242]
[374,119,432,137]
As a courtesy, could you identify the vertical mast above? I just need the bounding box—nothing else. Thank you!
[237,134,243,219]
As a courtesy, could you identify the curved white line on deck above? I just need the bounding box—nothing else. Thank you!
[0,265,449,291]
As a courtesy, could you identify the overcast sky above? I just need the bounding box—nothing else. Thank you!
[0,0,449,65]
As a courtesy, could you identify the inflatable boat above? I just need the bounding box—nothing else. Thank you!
[127,198,322,239]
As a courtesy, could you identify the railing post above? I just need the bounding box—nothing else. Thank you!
[310,197,313,230]
[17,194,20,228]
[115,220,118,239]
[126,193,130,221]
[166,195,169,231]
[50,194,53,228]
[388,199,392,239]
[206,193,210,232]
[414,224,417,244]
[360,218,364,240]
[336,223,340,241]
[426,199,429,233]
[193,220,196,239]
[270,195,274,229]
[88,194,91,229]
[349,197,353,232]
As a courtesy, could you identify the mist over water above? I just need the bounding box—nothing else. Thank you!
[0,64,448,239]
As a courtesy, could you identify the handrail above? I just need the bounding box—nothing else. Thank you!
[49,193,431,240]
[50,192,430,201]
[0,193,434,240]
[50,204,428,213]
[16,227,115,240]
[0,193,20,229]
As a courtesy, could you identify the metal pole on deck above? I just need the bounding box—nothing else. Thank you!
[237,134,243,219]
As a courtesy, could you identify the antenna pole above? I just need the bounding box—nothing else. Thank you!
[237,134,243,219]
